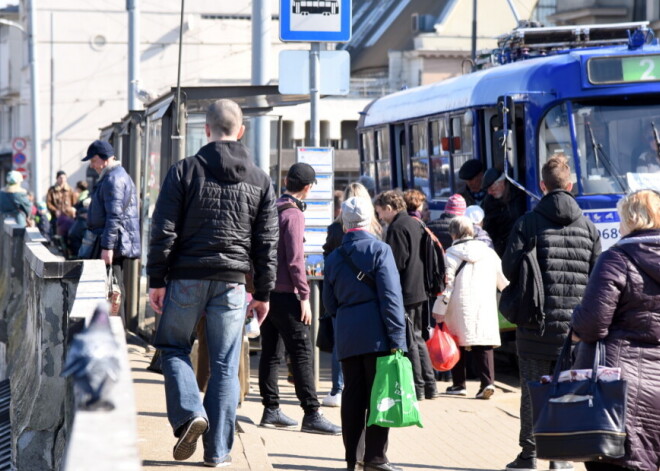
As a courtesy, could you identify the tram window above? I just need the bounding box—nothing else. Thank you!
[450,116,474,192]
[376,127,390,160]
[377,159,392,191]
[538,103,576,190]
[410,122,428,158]
[360,131,375,163]
[430,119,451,199]
[375,128,392,191]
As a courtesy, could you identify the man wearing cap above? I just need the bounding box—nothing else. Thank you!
[82,139,141,320]
[147,99,279,467]
[258,162,341,436]
[457,159,486,206]
[46,170,76,240]
[481,167,526,257]
[427,193,467,250]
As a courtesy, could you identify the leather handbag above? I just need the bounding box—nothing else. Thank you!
[528,330,627,461]
[315,314,334,353]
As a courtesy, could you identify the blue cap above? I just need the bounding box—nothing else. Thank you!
[82,140,114,161]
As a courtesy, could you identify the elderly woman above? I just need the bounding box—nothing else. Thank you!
[323,196,407,471]
[0,170,33,228]
[433,216,509,399]
[572,189,660,471]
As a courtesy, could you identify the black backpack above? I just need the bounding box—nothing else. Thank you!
[413,217,447,297]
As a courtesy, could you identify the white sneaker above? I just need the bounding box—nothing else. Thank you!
[476,384,496,399]
[322,391,342,407]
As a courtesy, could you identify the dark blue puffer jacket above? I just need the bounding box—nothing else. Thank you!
[87,164,141,259]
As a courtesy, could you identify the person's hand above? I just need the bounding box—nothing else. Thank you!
[300,299,312,325]
[101,249,113,265]
[571,331,581,342]
[432,313,445,323]
[149,287,166,314]
[248,299,270,325]
[390,348,400,354]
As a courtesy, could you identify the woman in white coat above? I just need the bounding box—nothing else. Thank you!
[432,216,509,399]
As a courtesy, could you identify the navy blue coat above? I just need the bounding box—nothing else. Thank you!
[87,164,141,259]
[323,230,407,361]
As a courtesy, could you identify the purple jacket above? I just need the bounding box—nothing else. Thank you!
[572,229,660,471]
[273,196,310,300]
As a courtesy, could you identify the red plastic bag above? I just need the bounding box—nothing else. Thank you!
[426,323,460,372]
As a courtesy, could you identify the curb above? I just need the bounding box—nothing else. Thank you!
[236,415,274,470]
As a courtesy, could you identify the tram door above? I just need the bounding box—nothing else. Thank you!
[392,124,410,189]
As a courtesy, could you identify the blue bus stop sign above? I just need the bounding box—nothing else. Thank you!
[280,0,352,42]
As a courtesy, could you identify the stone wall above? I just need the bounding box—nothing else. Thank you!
[0,220,140,470]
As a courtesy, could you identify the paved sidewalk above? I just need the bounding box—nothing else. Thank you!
[131,343,585,471]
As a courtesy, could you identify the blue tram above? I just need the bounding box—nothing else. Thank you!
[357,22,660,253]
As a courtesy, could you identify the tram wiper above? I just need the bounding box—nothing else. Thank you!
[650,121,660,162]
[585,122,626,192]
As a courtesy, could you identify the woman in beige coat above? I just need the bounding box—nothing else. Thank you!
[432,216,508,399]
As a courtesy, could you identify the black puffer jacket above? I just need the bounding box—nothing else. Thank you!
[427,213,454,250]
[572,229,660,471]
[147,141,278,302]
[502,190,601,360]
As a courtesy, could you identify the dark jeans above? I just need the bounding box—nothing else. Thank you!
[518,356,555,457]
[405,302,437,395]
[341,353,389,466]
[451,346,494,390]
[258,292,320,414]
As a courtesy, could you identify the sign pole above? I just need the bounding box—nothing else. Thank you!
[309,42,321,147]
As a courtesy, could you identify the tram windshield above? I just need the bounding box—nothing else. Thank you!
[540,99,660,194]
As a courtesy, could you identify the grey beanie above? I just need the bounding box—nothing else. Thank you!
[342,196,372,230]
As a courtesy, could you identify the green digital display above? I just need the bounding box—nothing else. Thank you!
[588,54,660,84]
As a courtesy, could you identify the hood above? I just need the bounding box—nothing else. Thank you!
[1,184,26,194]
[196,141,251,184]
[616,229,660,285]
[447,238,492,263]
[533,190,583,226]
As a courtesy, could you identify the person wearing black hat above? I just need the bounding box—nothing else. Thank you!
[81,139,141,320]
[457,159,486,206]
[480,167,526,257]
[147,99,279,467]
[257,161,341,436]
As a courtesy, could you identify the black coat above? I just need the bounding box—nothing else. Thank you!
[322,220,343,259]
[502,190,601,360]
[482,183,527,257]
[385,211,426,307]
[426,213,454,250]
[147,141,278,302]
[572,230,660,471]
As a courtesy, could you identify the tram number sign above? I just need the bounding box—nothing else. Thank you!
[588,54,660,84]
[622,55,660,81]
[583,209,620,251]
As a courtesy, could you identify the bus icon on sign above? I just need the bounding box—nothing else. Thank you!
[292,0,338,15]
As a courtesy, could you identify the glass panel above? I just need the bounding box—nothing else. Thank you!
[376,159,392,191]
[376,127,390,161]
[361,131,375,162]
[186,114,206,157]
[430,119,451,199]
[570,100,660,194]
[412,158,430,197]
[450,116,474,192]
[410,122,428,158]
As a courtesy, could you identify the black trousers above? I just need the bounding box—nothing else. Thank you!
[405,302,437,395]
[341,353,389,466]
[450,346,494,390]
[258,292,320,414]
[518,356,555,457]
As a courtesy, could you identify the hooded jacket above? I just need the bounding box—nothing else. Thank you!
[502,190,601,360]
[147,141,278,302]
[0,184,32,228]
[433,238,508,347]
[572,229,660,471]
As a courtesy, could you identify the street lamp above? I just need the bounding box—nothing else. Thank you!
[0,5,42,202]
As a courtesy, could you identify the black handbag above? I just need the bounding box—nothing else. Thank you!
[315,314,334,353]
[528,330,627,461]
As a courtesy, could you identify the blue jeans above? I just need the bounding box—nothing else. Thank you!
[154,279,245,465]
[331,317,344,395]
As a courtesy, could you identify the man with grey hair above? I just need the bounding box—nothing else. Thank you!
[147,99,278,467]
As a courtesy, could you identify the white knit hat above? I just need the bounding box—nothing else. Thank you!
[465,205,485,224]
[6,170,23,185]
[342,196,372,230]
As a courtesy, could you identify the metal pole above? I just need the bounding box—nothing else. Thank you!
[28,0,42,201]
[277,115,283,191]
[471,0,477,67]
[49,12,54,185]
[310,280,320,388]
[505,0,520,24]
[175,0,185,136]
[251,0,271,173]
[309,42,321,147]
[127,0,139,111]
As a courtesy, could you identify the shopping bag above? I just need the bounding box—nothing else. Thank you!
[315,314,334,353]
[528,331,627,461]
[78,229,101,259]
[367,350,423,428]
[426,323,460,372]
[107,267,122,316]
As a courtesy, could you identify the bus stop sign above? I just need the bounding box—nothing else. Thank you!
[280,0,352,42]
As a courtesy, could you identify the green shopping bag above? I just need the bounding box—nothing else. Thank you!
[367,350,423,428]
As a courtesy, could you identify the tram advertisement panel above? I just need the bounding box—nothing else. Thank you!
[583,209,621,250]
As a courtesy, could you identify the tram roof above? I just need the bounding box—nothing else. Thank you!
[361,43,660,128]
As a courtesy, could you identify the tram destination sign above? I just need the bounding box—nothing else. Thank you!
[280,0,351,42]
[588,54,660,84]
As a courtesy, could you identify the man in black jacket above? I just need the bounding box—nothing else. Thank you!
[147,99,278,467]
[501,155,601,471]
[374,190,439,401]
